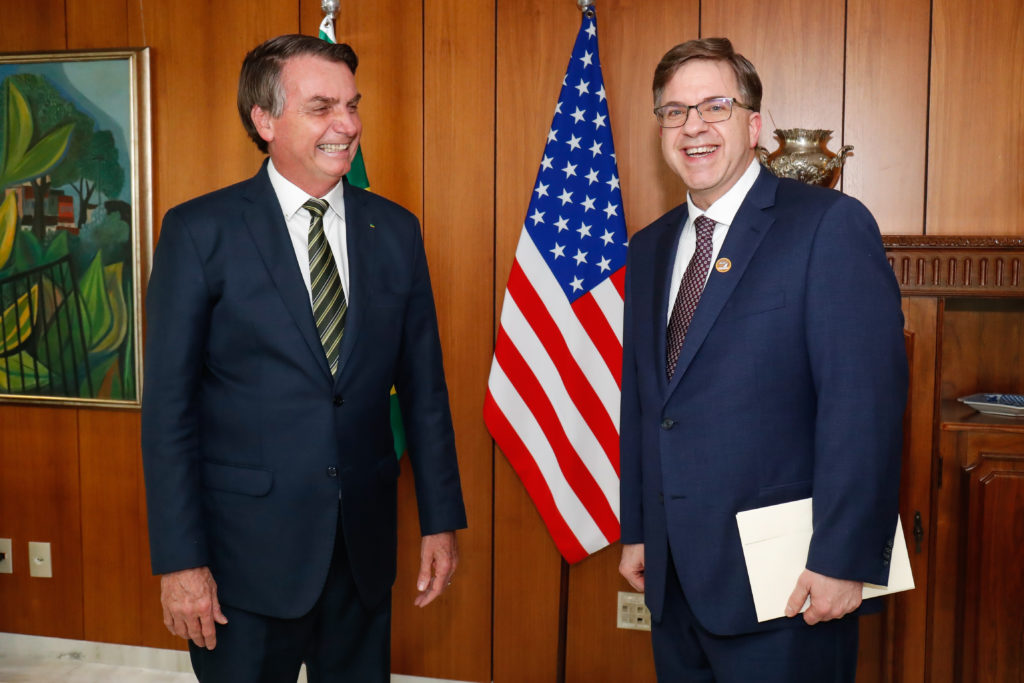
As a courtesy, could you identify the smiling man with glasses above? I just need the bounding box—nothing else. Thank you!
[618,37,908,682]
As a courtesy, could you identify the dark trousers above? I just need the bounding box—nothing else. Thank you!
[188,521,390,683]
[651,553,859,683]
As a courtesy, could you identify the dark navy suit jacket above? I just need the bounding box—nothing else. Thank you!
[619,168,907,636]
[142,162,466,618]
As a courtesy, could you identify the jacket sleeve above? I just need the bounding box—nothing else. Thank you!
[140,208,213,575]
[804,196,908,585]
[392,216,467,536]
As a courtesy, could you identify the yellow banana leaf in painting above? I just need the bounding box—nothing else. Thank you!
[1,284,38,354]
[0,192,15,270]
[91,262,128,354]
[0,351,49,392]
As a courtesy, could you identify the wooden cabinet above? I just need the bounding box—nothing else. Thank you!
[934,405,1024,683]
[865,238,1024,683]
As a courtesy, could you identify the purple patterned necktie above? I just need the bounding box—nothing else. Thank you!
[666,214,716,379]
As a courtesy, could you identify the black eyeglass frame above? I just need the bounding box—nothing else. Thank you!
[653,97,755,128]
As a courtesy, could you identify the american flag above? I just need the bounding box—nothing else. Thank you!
[485,8,626,563]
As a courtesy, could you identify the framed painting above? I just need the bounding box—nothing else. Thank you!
[0,48,150,407]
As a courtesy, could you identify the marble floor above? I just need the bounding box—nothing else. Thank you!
[0,659,195,682]
[0,634,459,683]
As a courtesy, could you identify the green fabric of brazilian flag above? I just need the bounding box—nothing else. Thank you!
[320,14,406,459]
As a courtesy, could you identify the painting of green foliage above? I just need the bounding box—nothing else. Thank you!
[0,49,149,407]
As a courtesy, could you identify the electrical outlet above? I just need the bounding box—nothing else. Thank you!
[617,591,651,631]
[28,542,52,578]
[0,538,11,574]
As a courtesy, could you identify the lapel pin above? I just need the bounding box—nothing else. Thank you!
[715,258,732,273]
[369,223,376,229]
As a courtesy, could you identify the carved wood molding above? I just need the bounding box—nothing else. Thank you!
[883,236,1024,297]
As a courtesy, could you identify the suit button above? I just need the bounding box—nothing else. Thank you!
[333,395,344,406]
[661,418,675,430]
[326,466,338,477]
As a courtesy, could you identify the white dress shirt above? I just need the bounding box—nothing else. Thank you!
[666,159,761,323]
[267,159,350,303]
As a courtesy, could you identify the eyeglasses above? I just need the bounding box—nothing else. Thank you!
[653,97,754,128]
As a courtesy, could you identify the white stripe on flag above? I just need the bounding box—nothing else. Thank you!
[590,276,625,347]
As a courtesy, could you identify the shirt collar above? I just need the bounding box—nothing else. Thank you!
[267,158,346,221]
[686,158,762,227]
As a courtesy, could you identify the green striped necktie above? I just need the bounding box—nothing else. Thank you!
[303,198,347,376]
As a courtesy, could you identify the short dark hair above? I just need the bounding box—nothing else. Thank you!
[652,37,762,112]
[237,34,359,153]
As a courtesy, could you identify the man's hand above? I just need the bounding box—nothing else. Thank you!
[785,568,862,625]
[414,531,458,607]
[160,566,228,649]
[619,543,646,592]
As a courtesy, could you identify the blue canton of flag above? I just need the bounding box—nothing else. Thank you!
[525,12,627,303]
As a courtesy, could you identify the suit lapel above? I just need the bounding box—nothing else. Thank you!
[241,165,334,379]
[335,181,374,382]
[666,169,779,393]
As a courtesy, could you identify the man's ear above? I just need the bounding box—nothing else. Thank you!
[747,111,762,149]
[251,105,274,144]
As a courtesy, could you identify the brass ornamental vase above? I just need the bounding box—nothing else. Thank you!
[757,128,853,188]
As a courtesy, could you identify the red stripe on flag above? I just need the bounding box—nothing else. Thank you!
[493,327,620,542]
[571,290,623,388]
[506,262,619,464]
[484,392,589,563]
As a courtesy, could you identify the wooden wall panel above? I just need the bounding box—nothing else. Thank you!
[78,409,149,644]
[66,0,135,48]
[390,0,494,680]
[702,0,846,152]
[565,546,657,683]
[0,407,83,639]
[493,3,578,681]
[141,0,292,227]
[844,0,930,234]
[316,0,424,215]
[927,0,1024,235]
[599,0,696,234]
[0,0,66,52]
[938,299,1024,401]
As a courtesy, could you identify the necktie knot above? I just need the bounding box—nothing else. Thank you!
[303,197,329,219]
[694,214,715,241]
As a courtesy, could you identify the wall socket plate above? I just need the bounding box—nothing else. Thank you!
[617,591,652,631]
[28,542,52,578]
[0,538,11,574]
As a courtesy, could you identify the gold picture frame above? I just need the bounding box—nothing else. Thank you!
[0,48,151,408]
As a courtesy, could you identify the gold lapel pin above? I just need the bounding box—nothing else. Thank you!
[715,258,732,273]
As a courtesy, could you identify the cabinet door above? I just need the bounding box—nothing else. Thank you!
[959,432,1024,683]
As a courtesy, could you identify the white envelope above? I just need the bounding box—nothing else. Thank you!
[735,498,914,622]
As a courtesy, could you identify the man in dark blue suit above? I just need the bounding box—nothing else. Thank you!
[618,38,907,681]
[142,34,466,682]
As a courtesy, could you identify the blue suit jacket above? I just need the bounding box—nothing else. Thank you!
[141,163,466,618]
[619,168,907,635]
